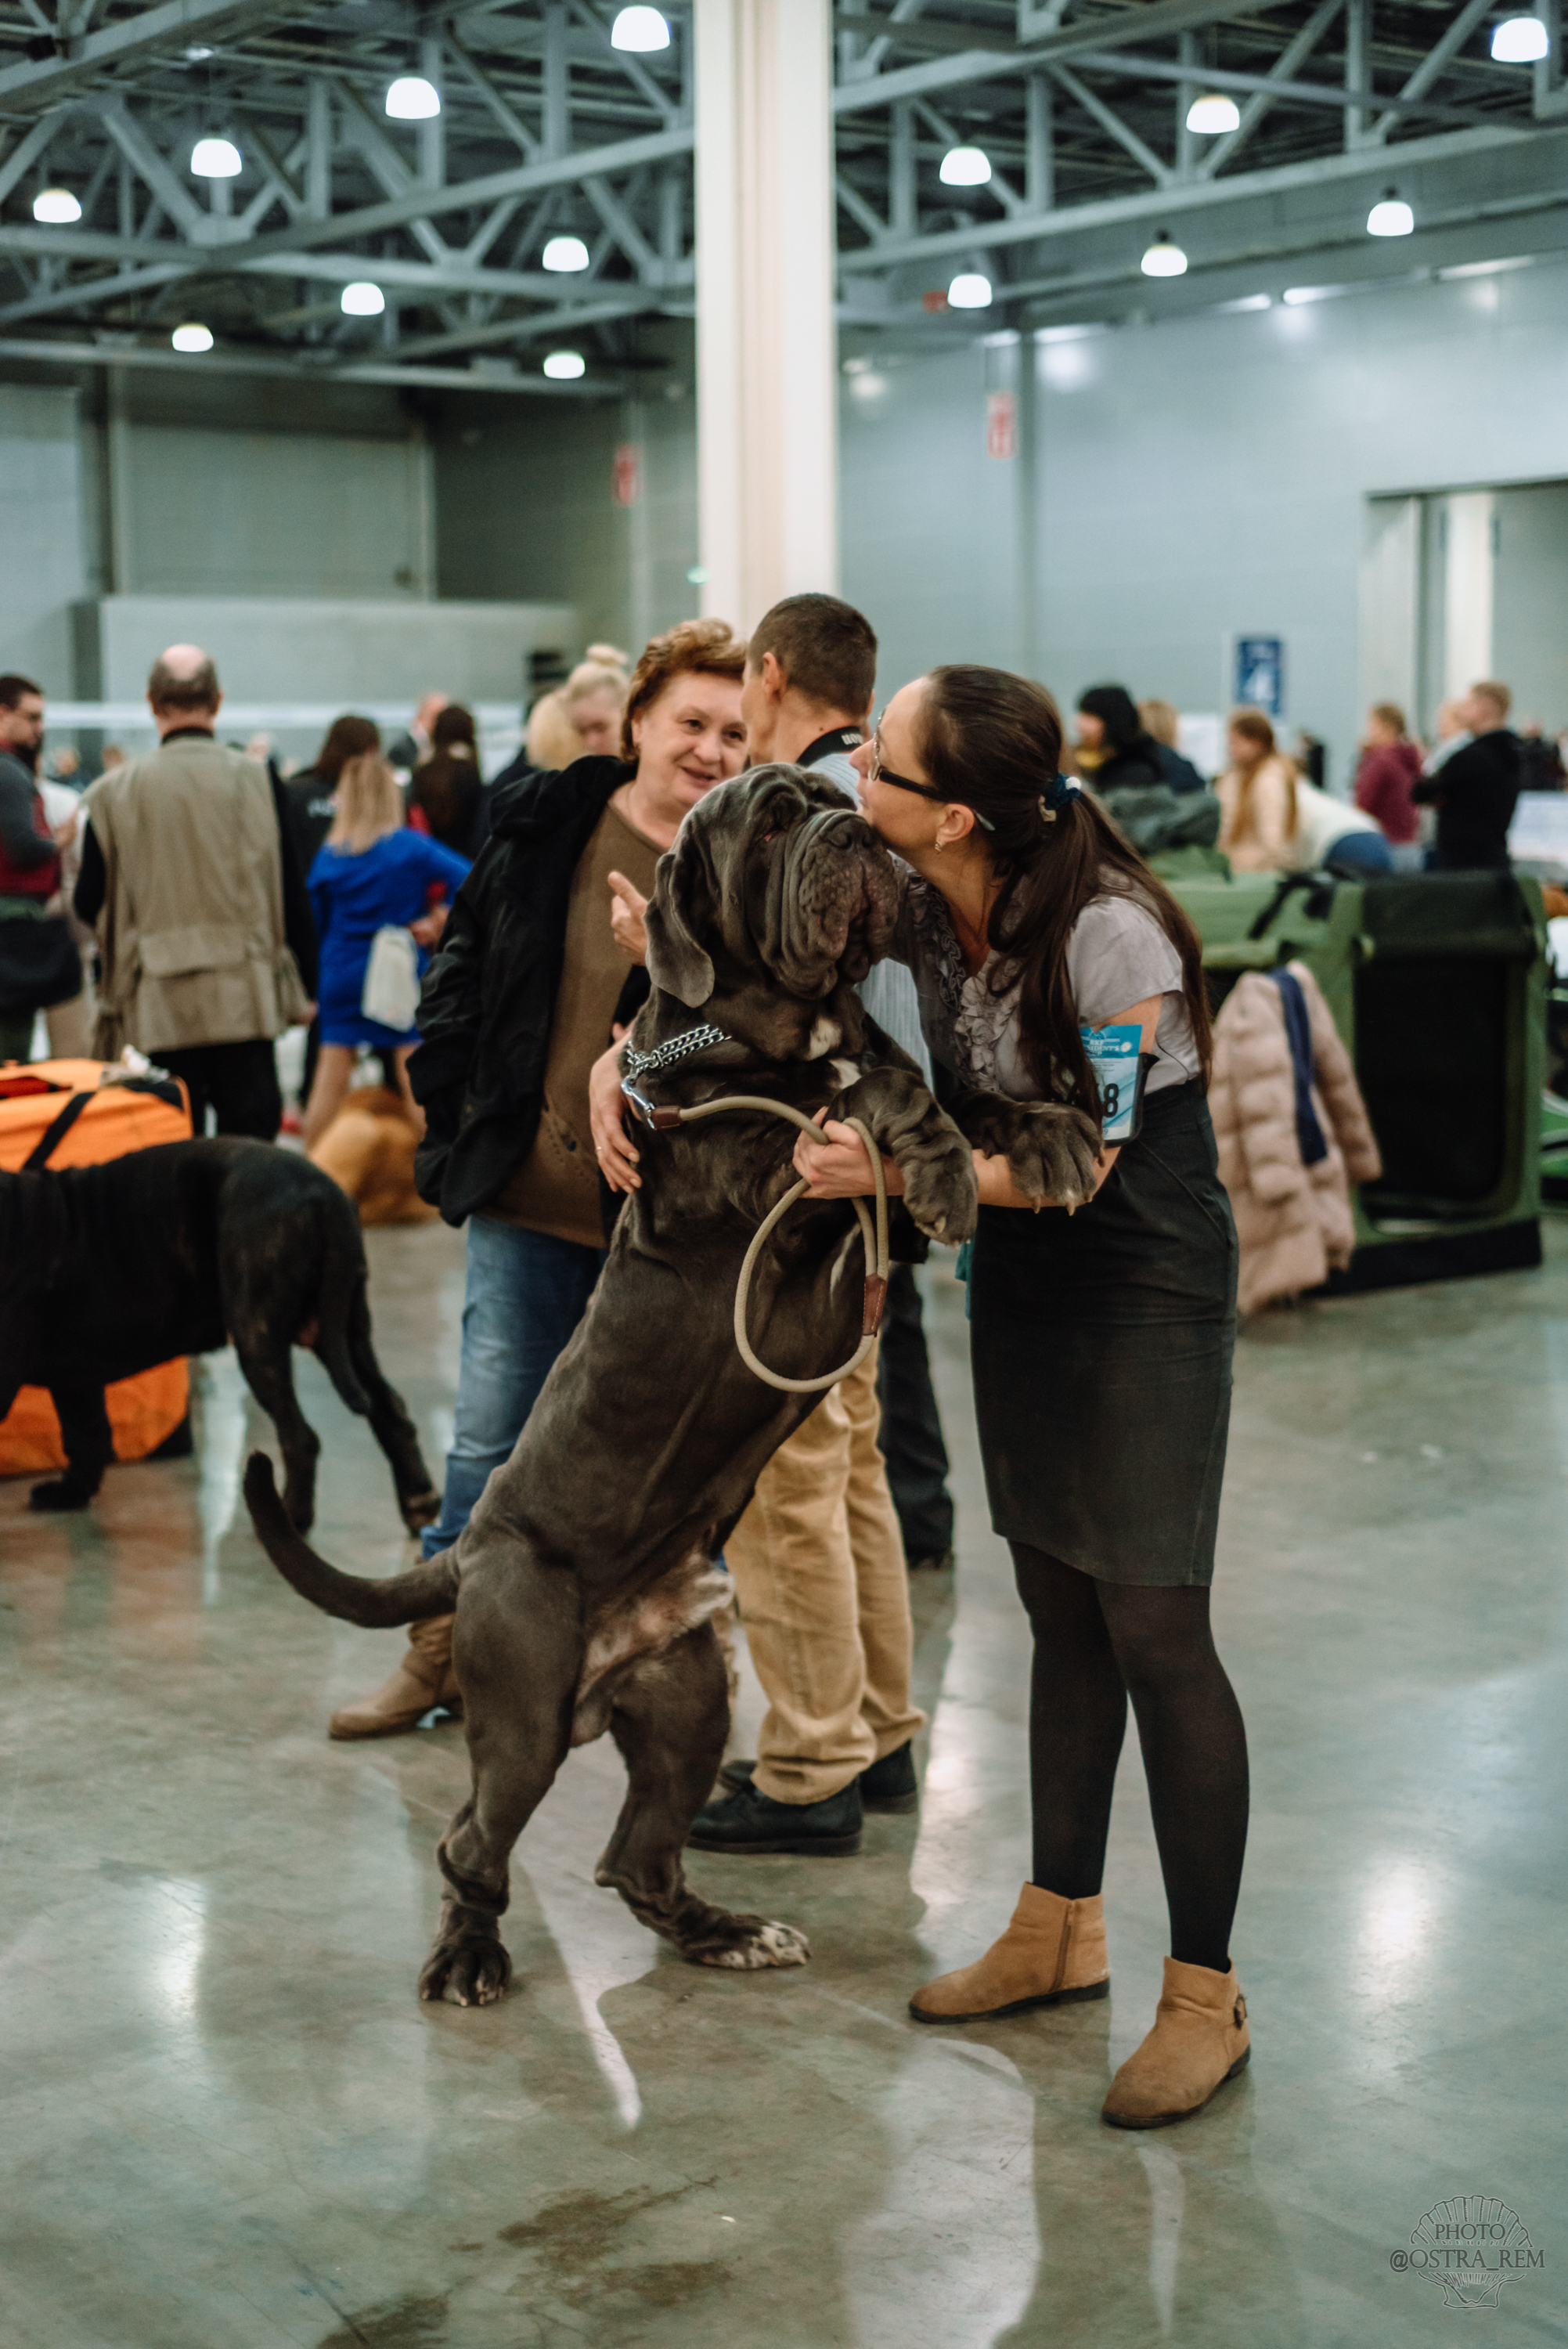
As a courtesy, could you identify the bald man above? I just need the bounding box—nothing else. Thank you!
[74,645,316,1136]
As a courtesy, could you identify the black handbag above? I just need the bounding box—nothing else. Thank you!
[0,914,83,1012]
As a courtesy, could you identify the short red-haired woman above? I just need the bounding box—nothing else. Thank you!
[326,620,749,1739]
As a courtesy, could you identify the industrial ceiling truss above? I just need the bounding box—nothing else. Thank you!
[0,0,1561,387]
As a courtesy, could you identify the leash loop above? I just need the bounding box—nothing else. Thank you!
[622,1086,891,1394]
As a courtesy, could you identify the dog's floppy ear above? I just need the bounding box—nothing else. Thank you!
[644,832,716,1009]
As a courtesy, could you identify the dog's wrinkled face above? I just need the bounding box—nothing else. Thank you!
[644,765,901,1061]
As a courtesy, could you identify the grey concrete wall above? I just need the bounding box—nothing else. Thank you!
[0,381,90,691]
[842,255,1568,788]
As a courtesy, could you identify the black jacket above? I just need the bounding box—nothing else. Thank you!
[1413,730,1522,870]
[1093,736,1166,793]
[1153,739,1208,796]
[408,754,630,1225]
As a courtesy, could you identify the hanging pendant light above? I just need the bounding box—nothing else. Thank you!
[1491,13,1549,60]
[341,282,385,316]
[32,187,81,223]
[171,323,214,352]
[939,144,992,186]
[542,350,586,379]
[946,270,993,309]
[1141,229,1188,277]
[191,135,241,178]
[1367,187,1414,236]
[385,74,440,119]
[542,235,590,272]
[611,7,670,50]
[1185,93,1240,134]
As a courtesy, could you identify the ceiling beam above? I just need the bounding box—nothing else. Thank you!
[1067,45,1501,134]
[860,120,1563,268]
[0,0,301,110]
[831,0,1285,116]
[0,328,624,390]
[0,221,627,298]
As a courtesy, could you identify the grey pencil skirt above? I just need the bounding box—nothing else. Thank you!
[968,1079,1238,1588]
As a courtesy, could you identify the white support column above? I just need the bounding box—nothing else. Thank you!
[694,0,838,631]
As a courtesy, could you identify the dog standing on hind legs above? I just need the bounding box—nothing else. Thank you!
[242,766,1097,2004]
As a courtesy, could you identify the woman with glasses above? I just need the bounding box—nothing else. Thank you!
[793,665,1249,2131]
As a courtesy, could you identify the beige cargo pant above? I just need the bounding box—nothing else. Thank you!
[726,1344,925,1805]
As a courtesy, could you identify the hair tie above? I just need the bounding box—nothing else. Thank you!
[1039,773,1082,823]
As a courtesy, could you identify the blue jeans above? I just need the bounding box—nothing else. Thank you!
[422,1216,606,1559]
[1324,828,1393,873]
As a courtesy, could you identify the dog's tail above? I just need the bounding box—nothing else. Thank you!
[243,1452,459,1626]
[309,1192,373,1417]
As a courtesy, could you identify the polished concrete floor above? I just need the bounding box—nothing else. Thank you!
[2,1218,1565,2349]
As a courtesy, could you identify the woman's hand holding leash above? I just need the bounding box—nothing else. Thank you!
[792,1110,904,1200]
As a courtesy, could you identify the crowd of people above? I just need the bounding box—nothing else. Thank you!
[2,608,1563,2132]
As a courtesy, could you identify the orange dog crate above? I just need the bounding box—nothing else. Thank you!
[0,1059,193,1474]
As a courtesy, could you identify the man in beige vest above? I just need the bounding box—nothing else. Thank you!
[74,646,315,1137]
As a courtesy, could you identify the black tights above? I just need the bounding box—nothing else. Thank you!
[1011,1543,1249,1974]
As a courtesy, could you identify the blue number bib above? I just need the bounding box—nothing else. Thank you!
[1080,1023,1149,1144]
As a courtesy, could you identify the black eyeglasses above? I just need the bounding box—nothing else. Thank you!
[867,733,995,831]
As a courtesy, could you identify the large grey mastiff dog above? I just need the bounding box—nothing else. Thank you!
[244,766,1099,2005]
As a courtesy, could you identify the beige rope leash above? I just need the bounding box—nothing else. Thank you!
[628,1091,890,1395]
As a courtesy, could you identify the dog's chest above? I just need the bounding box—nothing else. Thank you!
[569,1558,732,1746]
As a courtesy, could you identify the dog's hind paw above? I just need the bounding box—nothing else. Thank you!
[701,1918,811,1971]
[417,1931,512,2008]
[28,1475,98,1513]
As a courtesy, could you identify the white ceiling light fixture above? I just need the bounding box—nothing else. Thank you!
[32,187,81,224]
[385,74,440,120]
[1141,229,1188,277]
[1367,187,1415,236]
[1185,92,1241,134]
[1491,13,1550,60]
[611,6,670,50]
[341,281,385,316]
[947,270,993,308]
[191,135,241,178]
[542,349,586,379]
[542,234,590,272]
[939,143,992,186]
[171,323,214,352]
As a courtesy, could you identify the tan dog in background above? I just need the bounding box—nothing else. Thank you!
[309,1088,438,1226]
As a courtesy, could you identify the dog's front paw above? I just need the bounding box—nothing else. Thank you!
[418,1929,512,2008]
[700,1917,811,1971]
[897,1126,979,1247]
[28,1474,98,1514]
[964,1099,1101,1208]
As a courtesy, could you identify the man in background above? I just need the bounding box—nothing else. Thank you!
[0,673,81,1063]
[75,645,315,1135]
[1413,680,1523,871]
[685,593,950,1857]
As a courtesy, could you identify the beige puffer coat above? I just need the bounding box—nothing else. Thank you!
[1209,962,1382,1313]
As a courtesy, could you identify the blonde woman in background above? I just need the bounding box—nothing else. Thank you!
[301,752,470,1144]
[1216,709,1300,871]
[524,643,631,770]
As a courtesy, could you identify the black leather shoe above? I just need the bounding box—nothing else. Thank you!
[719,1740,918,1816]
[687,1779,863,1855]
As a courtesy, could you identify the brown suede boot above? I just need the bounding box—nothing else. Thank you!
[1101,1957,1250,2128]
[910,1884,1110,2023]
[328,1614,461,1741]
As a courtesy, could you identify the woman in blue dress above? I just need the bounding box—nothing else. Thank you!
[302,751,470,1145]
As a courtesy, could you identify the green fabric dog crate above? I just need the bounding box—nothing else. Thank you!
[1166,870,1547,1293]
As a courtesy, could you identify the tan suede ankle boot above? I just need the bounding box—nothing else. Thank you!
[1101,1957,1249,2128]
[329,1613,460,1741]
[910,1884,1110,2023]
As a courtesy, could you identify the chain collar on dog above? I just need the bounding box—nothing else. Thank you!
[620,1023,730,1084]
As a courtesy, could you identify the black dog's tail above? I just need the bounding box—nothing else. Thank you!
[308,1186,373,1416]
[244,1452,459,1626]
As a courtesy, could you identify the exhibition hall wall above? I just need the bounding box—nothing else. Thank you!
[0,253,1564,778]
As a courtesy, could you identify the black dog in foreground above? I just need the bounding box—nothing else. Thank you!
[2,1136,438,1528]
[245,767,1100,2002]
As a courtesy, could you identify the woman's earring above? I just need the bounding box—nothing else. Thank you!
[934,832,946,853]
